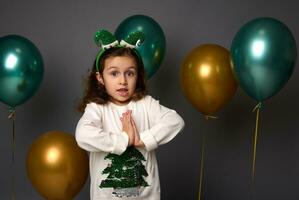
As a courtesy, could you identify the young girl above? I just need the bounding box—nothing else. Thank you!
[76,30,184,200]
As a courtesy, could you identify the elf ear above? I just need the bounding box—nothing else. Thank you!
[95,72,104,85]
[120,31,145,48]
[94,29,119,48]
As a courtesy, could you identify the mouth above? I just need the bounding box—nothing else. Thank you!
[116,88,129,96]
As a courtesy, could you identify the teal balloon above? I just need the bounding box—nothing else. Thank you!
[231,17,297,101]
[0,35,44,107]
[115,15,166,79]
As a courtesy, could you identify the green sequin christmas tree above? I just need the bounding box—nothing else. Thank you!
[100,146,149,197]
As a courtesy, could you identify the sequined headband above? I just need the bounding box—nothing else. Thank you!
[94,29,145,71]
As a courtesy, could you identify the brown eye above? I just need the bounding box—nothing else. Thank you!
[127,71,136,77]
[110,71,119,77]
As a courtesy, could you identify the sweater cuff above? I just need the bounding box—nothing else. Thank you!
[140,131,158,151]
[112,131,129,155]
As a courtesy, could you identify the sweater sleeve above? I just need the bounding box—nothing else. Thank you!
[139,96,185,151]
[75,103,129,155]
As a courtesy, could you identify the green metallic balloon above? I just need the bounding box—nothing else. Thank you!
[115,15,166,79]
[0,35,44,107]
[231,17,297,101]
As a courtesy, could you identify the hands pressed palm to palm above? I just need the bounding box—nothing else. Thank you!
[120,110,144,147]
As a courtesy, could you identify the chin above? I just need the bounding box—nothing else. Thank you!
[112,96,131,105]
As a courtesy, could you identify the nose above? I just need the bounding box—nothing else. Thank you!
[119,74,127,85]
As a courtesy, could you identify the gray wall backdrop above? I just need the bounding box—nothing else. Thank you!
[0,0,299,199]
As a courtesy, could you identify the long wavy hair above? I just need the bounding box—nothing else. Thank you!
[78,47,147,113]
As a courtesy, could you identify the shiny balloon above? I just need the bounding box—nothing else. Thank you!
[115,15,166,79]
[0,35,44,107]
[26,131,89,200]
[180,44,238,115]
[231,17,297,101]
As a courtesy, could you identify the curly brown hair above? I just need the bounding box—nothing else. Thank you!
[78,47,147,113]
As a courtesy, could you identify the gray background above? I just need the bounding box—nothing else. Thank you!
[0,0,299,199]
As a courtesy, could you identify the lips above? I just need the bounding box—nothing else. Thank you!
[117,88,129,96]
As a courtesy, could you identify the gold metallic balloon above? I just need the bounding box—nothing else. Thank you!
[180,44,238,115]
[26,131,89,200]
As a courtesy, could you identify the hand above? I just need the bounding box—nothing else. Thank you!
[120,111,134,146]
[130,113,144,147]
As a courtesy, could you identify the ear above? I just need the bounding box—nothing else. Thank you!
[95,72,104,85]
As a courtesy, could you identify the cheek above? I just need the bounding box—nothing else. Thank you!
[102,78,114,88]
[130,77,138,86]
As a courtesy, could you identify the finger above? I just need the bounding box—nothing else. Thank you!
[131,118,139,137]
[131,117,135,128]
[125,110,131,116]
[128,110,132,116]
[126,115,131,123]
[123,113,129,121]
[130,116,136,126]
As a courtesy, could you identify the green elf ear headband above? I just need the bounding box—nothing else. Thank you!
[94,29,145,72]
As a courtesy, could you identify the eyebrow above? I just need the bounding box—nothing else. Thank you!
[106,66,136,70]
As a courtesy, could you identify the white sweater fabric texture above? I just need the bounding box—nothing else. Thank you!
[76,95,184,200]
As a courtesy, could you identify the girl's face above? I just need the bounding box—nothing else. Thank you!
[96,55,137,105]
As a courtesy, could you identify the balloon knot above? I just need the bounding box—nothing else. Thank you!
[252,102,263,112]
[8,107,16,120]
